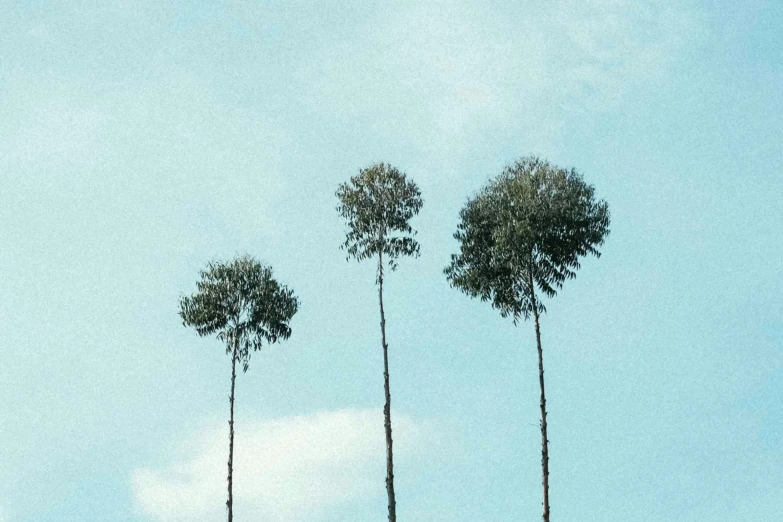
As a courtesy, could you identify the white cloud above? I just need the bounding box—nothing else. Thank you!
[132,408,429,521]
[305,0,705,154]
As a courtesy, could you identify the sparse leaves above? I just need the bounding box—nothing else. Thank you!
[179,254,299,372]
[336,163,423,275]
[445,156,610,322]
[336,163,422,522]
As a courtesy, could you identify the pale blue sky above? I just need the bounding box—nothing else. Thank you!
[1,1,781,521]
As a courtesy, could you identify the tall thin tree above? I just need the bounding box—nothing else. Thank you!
[445,157,610,522]
[336,163,423,522]
[179,255,299,522]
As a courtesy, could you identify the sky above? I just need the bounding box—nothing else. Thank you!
[1,1,781,521]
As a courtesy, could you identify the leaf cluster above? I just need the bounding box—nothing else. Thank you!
[444,156,610,322]
[336,163,423,275]
[179,254,299,371]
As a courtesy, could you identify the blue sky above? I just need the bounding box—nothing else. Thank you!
[1,1,781,520]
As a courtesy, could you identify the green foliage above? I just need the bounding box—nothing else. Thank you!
[179,254,299,371]
[336,163,423,273]
[445,156,610,322]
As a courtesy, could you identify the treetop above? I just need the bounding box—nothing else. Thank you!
[445,156,610,322]
[336,163,423,272]
[179,254,299,371]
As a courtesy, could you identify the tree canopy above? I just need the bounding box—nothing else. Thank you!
[336,162,423,272]
[445,156,610,321]
[179,254,299,371]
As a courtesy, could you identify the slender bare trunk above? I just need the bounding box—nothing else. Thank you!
[529,273,550,522]
[227,339,238,522]
[378,250,397,522]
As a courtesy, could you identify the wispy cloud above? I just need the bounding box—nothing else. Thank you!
[303,0,704,154]
[132,408,432,521]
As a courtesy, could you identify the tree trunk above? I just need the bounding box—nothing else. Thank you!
[529,275,550,522]
[378,251,397,522]
[227,339,238,522]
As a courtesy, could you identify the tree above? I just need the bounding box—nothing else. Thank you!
[179,255,299,522]
[444,156,610,522]
[336,163,423,522]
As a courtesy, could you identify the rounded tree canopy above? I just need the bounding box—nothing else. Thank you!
[179,254,299,371]
[336,162,423,271]
[445,156,610,322]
